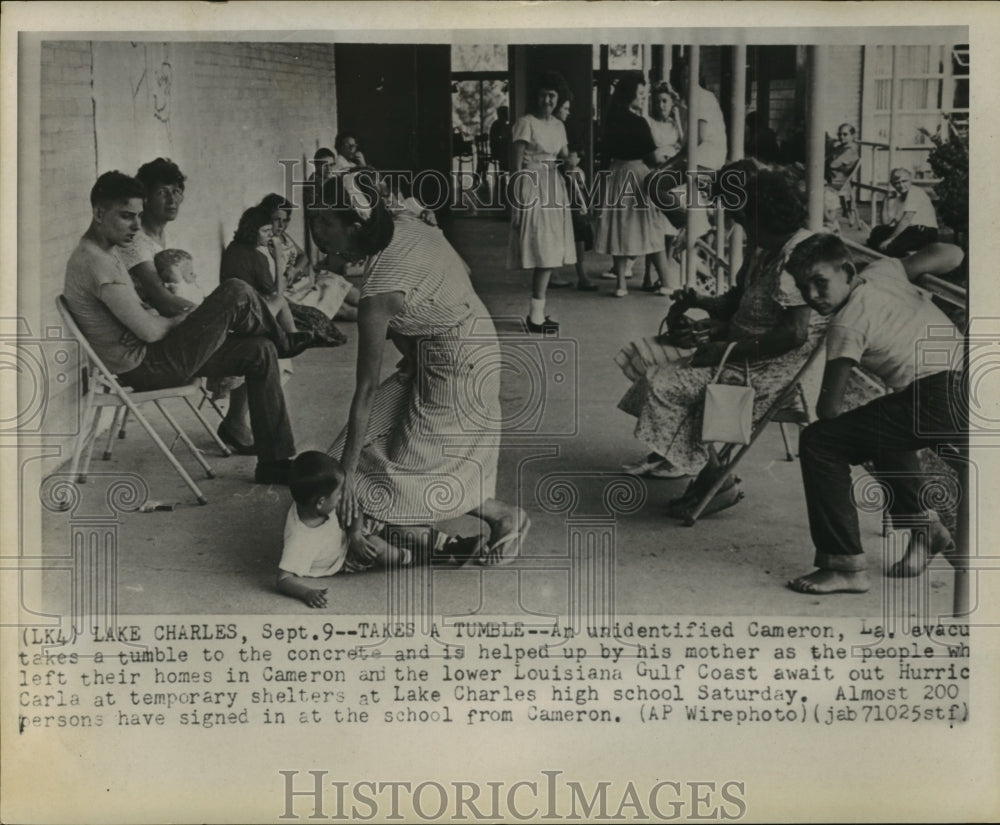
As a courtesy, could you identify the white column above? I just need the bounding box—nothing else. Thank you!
[806,46,829,232]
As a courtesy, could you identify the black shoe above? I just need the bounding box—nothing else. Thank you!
[217,421,256,456]
[577,281,599,292]
[254,459,292,485]
[526,316,559,334]
[433,534,488,567]
[276,331,316,359]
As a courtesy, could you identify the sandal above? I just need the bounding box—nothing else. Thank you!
[482,512,532,566]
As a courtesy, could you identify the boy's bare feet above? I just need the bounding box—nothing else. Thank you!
[787,569,871,594]
[887,521,955,578]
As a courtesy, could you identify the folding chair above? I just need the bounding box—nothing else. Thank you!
[676,339,827,526]
[56,296,231,505]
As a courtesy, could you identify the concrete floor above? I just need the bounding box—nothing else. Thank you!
[38,214,956,619]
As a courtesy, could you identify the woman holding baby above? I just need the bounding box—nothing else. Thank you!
[115,158,193,315]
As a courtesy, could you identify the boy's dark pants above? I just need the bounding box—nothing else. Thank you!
[799,371,966,572]
[866,224,939,258]
[120,279,295,462]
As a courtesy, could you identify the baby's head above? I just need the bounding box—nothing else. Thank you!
[289,451,345,517]
[154,248,195,285]
[566,145,584,169]
[785,233,856,317]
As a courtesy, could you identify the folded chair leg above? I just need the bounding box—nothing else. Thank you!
[103,406,125,461]
[683,443,752,526]
[69,389,98,484]
[79,405,107,481]
[118,407,129,439]
[185,396,232,457]
[154,400,215,479]
[128,401,208,505]
[778,422,794,461]
[198,388,227,421]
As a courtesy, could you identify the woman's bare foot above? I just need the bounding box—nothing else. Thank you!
[887,521,955,578]
[787,569,870,594]
[481,506,531,566]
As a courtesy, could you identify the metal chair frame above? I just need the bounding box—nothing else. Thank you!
[56,296,231,505]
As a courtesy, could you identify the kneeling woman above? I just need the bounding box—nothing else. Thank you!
[309,172,528,564]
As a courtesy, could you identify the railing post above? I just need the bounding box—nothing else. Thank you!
[728,44,747,288]
[685,45,701,288]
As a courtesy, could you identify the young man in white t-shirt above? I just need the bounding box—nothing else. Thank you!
[784,235,966,595]
[866,168,939,258]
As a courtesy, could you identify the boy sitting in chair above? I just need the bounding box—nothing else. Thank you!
[784,235,966,594]
[63,171,320,485]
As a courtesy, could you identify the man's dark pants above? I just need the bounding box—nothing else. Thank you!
[799,370,966,572]
[120,280,295,462]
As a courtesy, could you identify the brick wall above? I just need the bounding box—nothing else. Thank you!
[35,40,339,455]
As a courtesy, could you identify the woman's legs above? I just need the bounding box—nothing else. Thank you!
[263,294,298,333]
[529,267,553,324]
[377,523,487,566]
[648,248,678,293]
[613,256,635,295]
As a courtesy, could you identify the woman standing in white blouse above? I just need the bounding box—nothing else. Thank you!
[507,70,577,333]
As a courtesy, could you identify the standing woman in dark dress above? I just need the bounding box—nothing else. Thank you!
[595,72,674,298]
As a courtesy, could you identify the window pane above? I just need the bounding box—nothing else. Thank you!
[874,78,892,111]
[900,79,940,110]
[451,44,508,72]
[452,79,508,138]
[872,45,892,76]
[951,77,969,110]
[608,44,644,70]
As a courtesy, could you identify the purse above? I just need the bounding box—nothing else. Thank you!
[701,341,754,444]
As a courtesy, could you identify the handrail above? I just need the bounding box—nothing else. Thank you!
[840,236,966,309]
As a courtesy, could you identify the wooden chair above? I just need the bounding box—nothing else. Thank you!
[56,296,231,505]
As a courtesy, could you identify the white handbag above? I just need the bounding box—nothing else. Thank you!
[701,341,754,444]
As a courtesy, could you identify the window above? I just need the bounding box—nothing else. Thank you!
[865,44,969,151]
[451,44,508,73]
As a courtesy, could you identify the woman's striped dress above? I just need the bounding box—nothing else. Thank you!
[329,217,501,526]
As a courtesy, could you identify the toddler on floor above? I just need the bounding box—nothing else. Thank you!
[278,452,410,607]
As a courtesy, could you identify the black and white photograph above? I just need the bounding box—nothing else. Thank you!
[2,2,998,823]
